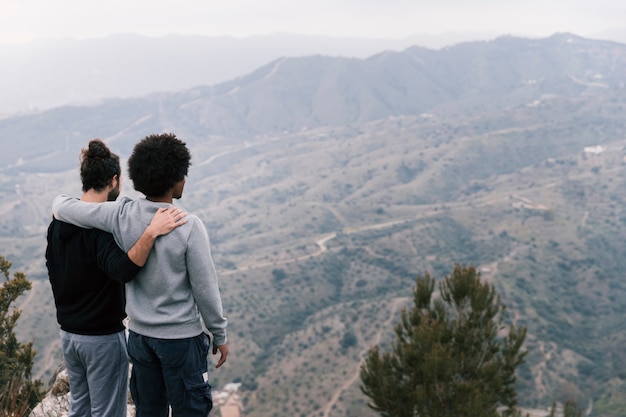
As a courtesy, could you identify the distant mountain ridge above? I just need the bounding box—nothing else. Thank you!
[2,31,624,119]
[193,33,625,135]
[0,31,505,117]
[2,33,626,175]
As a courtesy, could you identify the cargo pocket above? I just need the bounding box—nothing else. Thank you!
[183,372,213,415]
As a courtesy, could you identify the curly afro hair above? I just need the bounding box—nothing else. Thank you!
[80,139,120,192]
[128,133,191,197]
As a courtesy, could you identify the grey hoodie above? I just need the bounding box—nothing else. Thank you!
[52,195,227,345]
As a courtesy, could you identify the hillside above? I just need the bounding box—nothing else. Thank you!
[3,34,626,416]
[0,32,482,117]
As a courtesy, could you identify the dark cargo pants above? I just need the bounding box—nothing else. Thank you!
[128,331,213,417]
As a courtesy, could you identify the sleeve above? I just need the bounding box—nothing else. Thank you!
[52,195,125,244]
[186,217,228,345]
[87,230,141,283]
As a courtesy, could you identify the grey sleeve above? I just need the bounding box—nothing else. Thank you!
[186,217,228,345]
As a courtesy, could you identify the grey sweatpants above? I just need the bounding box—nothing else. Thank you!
[61,330,129,417]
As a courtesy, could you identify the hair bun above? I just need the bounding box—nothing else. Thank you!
[84,139,110,160]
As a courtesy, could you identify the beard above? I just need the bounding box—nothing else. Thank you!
[107,183,120,201]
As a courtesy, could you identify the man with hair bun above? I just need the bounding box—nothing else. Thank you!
[46,139,187,417]
[53,133,228,417]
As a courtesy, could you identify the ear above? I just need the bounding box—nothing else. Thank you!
[110,174,119,189]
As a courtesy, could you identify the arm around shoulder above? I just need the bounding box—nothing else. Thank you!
[52,194,123,231]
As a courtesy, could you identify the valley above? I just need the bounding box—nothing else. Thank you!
[4,34,626,415]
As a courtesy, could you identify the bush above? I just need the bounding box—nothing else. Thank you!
[0,255,45,416]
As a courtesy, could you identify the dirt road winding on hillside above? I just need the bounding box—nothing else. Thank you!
[312,297,409,417]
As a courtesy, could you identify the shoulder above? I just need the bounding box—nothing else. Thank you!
[187,213,204,224]
[110,197,141,219]
[115,196,135,211]
[186,214,209,231]
[180,213,210,241]
[48,218,82,240]
[84,227,116,244]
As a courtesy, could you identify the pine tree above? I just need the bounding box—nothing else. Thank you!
[360,264,527,417]
[0,255,44,416]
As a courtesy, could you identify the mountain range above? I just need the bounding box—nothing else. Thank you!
[3,33,626,416]
[0,31,505,117]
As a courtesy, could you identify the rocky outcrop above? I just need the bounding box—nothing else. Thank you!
[29,364,241,417]
[29,368,70,417]
[29,366,136,417]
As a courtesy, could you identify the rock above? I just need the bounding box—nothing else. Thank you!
[29,364,136,417]
[29,371,70,417]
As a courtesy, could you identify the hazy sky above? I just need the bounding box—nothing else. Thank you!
[1,0,625,44]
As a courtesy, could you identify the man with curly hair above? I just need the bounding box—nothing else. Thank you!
[52,133,228,417]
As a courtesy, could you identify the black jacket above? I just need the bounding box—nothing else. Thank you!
[46,219,141,335]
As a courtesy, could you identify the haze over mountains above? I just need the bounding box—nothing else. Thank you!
[2,29,626,117]
[0,32,469,116]
[3,33,626,416]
